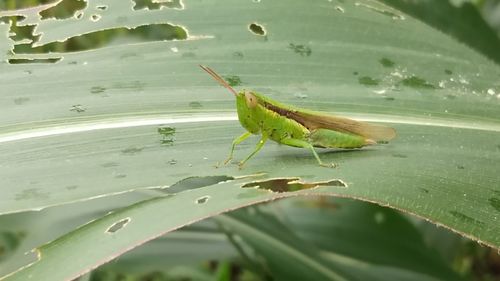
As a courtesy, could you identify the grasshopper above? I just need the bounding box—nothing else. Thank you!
[200,65,396,168]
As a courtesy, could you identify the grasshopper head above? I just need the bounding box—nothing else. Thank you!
[243,91,258,108]
[236,91,260,134]
[199,65,260,133]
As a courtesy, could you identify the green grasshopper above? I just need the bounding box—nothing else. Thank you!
[200,65,396,168]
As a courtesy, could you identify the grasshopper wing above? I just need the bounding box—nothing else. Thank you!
[252,92,396,142]
[289,111,396,142]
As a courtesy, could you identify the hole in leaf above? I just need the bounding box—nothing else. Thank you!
[8,58,61,64]
[248,23,266,36]
[133,0,183,10]
[196,196,210,204]
[90,14,101,22]
[96,5,108,11]
[242,177,346,193]
[106,218,131,234]
[0,16,26,24]
[1,17,42,56]
[1,16,37,46]
[13,23,188,54]
[39,0,87,20]
[9,24,37,43]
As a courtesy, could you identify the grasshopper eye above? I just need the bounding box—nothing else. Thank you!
[245,92,258,108]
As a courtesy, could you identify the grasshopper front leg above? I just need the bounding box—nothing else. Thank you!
[280,138,336,168]
[220,131,252,166]
[238,133,268,169]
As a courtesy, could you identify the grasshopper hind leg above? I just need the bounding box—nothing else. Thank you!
[280,138,336,168]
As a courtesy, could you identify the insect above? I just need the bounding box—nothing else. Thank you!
[200,65,396,168]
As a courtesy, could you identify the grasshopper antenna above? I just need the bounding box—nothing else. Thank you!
[199,65,238,97]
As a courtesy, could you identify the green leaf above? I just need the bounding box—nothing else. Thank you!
[0,178,355,281]
[0,0,499,279]
[0,191,155,277]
